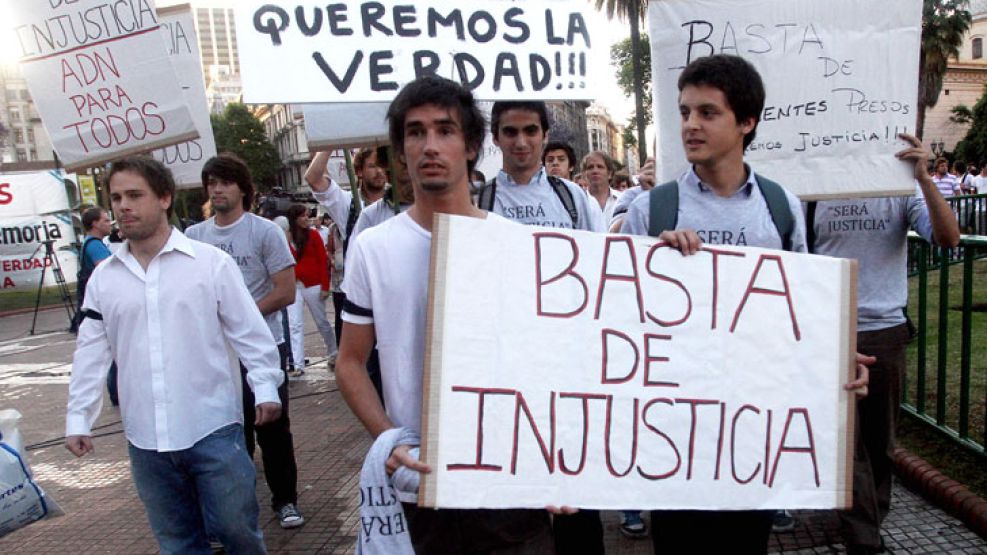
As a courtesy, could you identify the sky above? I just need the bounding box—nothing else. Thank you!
[0,1,640,125]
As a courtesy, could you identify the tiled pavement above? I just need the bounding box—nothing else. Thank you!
[1,308,985,553]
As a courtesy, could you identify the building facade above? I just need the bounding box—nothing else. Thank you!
[0,63,55,170]
[254,104,309,192]
[546,101,591,164]
[923,1,987,155]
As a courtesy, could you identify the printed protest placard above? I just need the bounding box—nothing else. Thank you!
[4,0,198,172]
[1,172,78,291]
[420,215,857,510]
[649,0,921,199]
[235,0,600,102]
[152,4,217,188]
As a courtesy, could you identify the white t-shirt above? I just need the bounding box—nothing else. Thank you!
[972,174,987,194]
[341,211,510,432]
[490,167,604,231]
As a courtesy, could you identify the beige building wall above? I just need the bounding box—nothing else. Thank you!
[924,12,987,155]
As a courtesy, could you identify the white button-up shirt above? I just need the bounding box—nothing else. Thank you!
[66,229,283,452]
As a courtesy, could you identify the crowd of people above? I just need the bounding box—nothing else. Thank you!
[63,53,962,555]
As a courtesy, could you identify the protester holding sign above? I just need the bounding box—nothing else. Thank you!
[620,54,870,554]
[335,75,555,553]
[807,134,959,555]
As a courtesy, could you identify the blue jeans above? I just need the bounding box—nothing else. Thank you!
[128,423,266,555]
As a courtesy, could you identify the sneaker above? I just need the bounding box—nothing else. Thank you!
[277,503,305,529]
[287,367,305,378]
[619,510,648,539]
[771,509,796,532]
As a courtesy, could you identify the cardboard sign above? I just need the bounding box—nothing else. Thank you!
[235,0,600,102]
[421,215,857,510]
[303,103,391,151]
[304,102,502,181]
[1,172,78,291]
[151,4,217,189]
[5,0,198,172]
[649,0,921,199]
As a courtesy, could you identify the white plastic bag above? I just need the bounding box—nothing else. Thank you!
[0,409,63,537]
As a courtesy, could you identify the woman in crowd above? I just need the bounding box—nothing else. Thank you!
[286,204,336,376]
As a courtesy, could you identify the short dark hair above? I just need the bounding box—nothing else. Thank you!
[107,157,176,217]
[201,153,254,211]
[614,170,631,187]
[543,141,577,169]
[354,148,377,174]
[81,206,106,231]
[678,55,765,149]
[582,151,615,175]
[952,160,967,174]
[387,75,486,175]
[491,101,549,138]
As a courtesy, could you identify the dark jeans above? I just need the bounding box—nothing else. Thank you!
[240,342,298,511]
[649,509,773,554]
[331,291,345,348]
[402,504,553,554]
[106,361,118,406]
[839,323,909,548]
[553,510,604,554]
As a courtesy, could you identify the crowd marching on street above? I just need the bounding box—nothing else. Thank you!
[56,51,969,555]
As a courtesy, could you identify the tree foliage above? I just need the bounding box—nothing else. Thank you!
[917,0,972,139]
[210,103,282,189]
[611,34,652,127]
[595,0,649,163]
[952,85,987,163]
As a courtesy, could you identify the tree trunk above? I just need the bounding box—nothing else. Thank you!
[629,0,648,166]
[916,53,926,141]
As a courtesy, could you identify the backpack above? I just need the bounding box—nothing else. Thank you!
[77,236,102,283]
[477,174,580,228]
[647,175,796,251]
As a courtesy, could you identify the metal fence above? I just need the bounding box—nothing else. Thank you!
[904,234,987,459]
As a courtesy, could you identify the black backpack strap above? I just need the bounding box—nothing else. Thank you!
[78,236,100,277]
[342,191,363,254]
[647,180,680,237]
[754,174,796,252]
[805,201,818,254]
[477,178,497,211]
[546,174,579,228]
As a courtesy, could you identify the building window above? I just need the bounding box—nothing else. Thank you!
[16,148,26,162]
[9,108,21,122]
[974,38,983,59]
[29,149,37,161]
[27,128,34,142]
[13,128,23,143]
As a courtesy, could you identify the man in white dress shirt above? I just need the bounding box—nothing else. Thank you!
[65,157,284,554]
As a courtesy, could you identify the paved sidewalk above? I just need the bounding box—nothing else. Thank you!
[1,307,985,553]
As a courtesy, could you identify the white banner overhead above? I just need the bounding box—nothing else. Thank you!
[4,0,198,172]
[303,103,390,151]
[649,0,922,200]
[235,0,601,103]
[420,215,858,511]
[152,4,217,189]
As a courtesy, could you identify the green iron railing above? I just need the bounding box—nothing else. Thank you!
[903,234,987,459]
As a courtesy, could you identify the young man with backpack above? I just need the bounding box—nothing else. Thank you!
[620,54,870,554]
[479,101,603,232]
[72,207,113,333]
